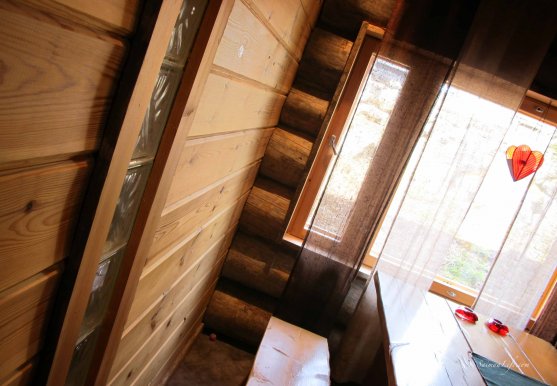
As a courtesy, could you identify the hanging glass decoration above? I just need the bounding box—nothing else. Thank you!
[506,145,544,181]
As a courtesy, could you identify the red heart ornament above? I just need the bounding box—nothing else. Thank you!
[506,145,544,181]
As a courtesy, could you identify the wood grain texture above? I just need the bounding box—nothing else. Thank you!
[0,268,60,363]
[204,282,274,347]
[244,0,311,60]
[0,359,35,386]
[296,28,353,99]
[260,127,313,188]
[166,127,273,206]
[146,192,247,270]
[300,0,322,28]
[375,272,485,386]
[19,0,141,35]
[126,226,236,329]
[152,163,259,264]
[0,160,92,292]
[0,266,60,334]
[148,323,203,386]
[214,0,298,93]
[109,279,217,386]
[280,88,329,137]
[187,72,285,137]
[222,231,296,298]
[129,317,204,386]
[113,270,220,379]
[0,268,61,377]
[0,4,126,168]
[240,177,293,242]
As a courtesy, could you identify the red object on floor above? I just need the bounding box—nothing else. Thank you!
[455,306,478,323]
[486,318,509,336]
[506,145,544,181]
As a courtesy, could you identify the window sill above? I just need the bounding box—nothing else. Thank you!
[282,233,304,248]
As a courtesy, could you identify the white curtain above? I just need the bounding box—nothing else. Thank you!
[374,70,557,328]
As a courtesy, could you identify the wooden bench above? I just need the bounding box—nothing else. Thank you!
[246,317,330,385]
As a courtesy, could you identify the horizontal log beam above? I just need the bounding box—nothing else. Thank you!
[239,177,293,242]
[259,127,313,188]
[295,28,353,99]
[203,280,276,347]
[280,88,329,137]
[320,0,394,40]
[221,231,296,298]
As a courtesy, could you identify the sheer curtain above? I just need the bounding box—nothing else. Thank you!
[278,0,477,335]
[374,1,557,329]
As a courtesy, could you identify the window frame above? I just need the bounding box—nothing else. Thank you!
[285,23,385,241]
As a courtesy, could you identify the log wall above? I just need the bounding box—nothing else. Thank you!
[0,1,140,383]
[106,1,320,384]
[203,0,397,349]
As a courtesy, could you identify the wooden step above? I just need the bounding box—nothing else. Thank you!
[203,279,276,348]
[221,231,296,298]
[259,127,313,189]
[295,28,353,99]
[239,177,293,242]
[280,88,329,137]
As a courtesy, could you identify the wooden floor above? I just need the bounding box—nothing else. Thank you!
[167,333,254,386]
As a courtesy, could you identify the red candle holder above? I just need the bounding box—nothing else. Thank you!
[455,306,478,323]
[486,318,509,336]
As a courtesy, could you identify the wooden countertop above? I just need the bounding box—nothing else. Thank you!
[375,271,557,386]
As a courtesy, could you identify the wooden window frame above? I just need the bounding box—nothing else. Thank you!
[40,1,234,385]
[284,23,385,242]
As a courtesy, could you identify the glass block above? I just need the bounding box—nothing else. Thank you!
[65,328,99,386]
[103,162,152,254]
[79,248,125,338]
[133,64,182,159]
[165,0,209,66]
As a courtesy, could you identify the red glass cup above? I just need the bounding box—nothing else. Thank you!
[455,306,478,323]
[486,318,509,336]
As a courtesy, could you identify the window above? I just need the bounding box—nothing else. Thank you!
[286,20,557,323]
[285,25,386,241]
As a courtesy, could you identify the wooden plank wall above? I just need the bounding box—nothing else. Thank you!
[106,1,321,384]
[0,0,141,384]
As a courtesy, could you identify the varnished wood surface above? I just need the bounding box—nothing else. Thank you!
[247,317,329,386]
[214,0,298,94]
[0,3,125,169]
[146,193,247,270]
[0,159,91,292]
[166,127,272,206]
[188,72,286,137]
[221,231,295,298]
[449,302,557,385]
[375,271,485,386]
[240,177,293,242]
[0,267,61,379]
[376,271,557,386]
[243,0,311,61]
[260,127,313,188]
[151,164,258,264]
